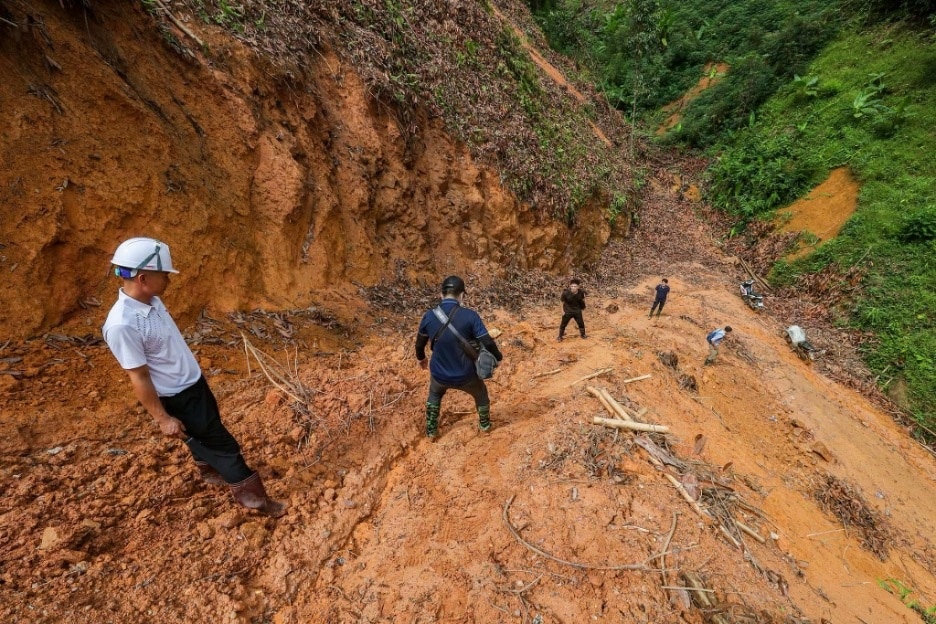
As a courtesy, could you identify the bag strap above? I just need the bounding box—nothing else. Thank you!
[432,306,479,360]
[430,305,459,348]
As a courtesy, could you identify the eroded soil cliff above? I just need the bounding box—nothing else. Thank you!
[0,0,609,339]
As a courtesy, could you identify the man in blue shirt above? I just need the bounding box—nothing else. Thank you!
[415,276,504,439]
[649,278,670,318]
[705,326,732,365]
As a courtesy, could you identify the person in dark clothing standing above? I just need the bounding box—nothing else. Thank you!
[649,278,670,318]
[415,276,504,439]
[558,278,587,341]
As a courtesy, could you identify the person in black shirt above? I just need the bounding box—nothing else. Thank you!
[558,278,587,341]
[649,278,670,318]
[415,276,504,439]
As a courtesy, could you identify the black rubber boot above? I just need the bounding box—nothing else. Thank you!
[478,405,491,432]
[426,402,441,439]
[230,473,286,518]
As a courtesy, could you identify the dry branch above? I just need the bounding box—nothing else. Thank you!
[735,520,766,544]
[664,473,708,519]
[153,0,205,48]
[592,416,668,433]
[739,256,772,292]
[532,367,563,380]
[502,496,658,572]
[683,572,731,624]
[660,511,678,587]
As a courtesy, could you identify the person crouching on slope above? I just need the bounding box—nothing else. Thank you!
[558,278,587,341]
[704,326,732,365]
[415,276,503,439]
[102,237,286,517]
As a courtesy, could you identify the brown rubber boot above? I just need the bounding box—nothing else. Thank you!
[230,473,287,518]
[195,461,227,486]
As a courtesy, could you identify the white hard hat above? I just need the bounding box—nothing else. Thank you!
[110,237,179,276]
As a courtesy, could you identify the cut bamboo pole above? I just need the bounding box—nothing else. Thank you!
[663,473,707,518]
[735,520,766,544]
[596,387,634,421]
[622,374,651,384]
[592,416,668,433]
[570,367,613,386]
[585,385,623,420]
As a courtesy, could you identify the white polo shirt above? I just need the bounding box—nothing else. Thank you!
[102,289,202,397]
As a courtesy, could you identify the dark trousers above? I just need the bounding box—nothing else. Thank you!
[559,311,585,337]
[159,377,253,483]
[427,375,490,408]
[649,299,666,316]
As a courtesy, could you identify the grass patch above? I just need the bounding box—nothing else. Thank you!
[709,25,936,425]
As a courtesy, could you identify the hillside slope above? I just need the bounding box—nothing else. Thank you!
[0,0,620,339]
[2,2,935,624]
[2,172,936,622]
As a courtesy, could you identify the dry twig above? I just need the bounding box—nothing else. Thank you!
[502,496,660,572]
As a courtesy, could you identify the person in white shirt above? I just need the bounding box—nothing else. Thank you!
[704,326,732,365]
[102,237,285,517]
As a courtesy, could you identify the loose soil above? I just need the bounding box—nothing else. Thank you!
[777,168,860,260]
[656,63,730,136]
[2,4,935,624]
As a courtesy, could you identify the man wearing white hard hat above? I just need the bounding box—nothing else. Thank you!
[102,237,286,517]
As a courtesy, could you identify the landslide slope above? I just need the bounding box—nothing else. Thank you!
[0,0,626,339]
[3,172,936,623]
[3,2,936,624]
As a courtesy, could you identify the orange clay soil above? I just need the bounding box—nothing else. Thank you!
[777,168,861,260]
[657,63,730,136]
[3,266,936,623]
[3,4,936,624]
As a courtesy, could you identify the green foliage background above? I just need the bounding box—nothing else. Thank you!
[531,0,936,428]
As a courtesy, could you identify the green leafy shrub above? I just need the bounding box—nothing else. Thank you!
[899,206,936,243]
[793,73,820,99]
[706,129,818,218]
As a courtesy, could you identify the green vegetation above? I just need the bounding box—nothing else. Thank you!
[531,0,841,144]
[710,28,936,426]
[879,578,936,623]
[531,0,936,426]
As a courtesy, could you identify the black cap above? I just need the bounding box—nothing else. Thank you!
[441,275,466,295]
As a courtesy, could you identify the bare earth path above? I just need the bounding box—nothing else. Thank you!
[3,256,935,622]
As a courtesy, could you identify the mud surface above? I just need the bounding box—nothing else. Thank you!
[778,167,860,260]
[3,171,936,623]
[2,3,935,623]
